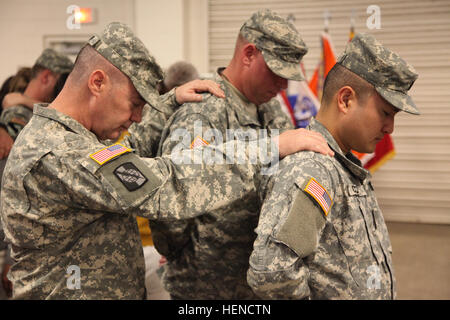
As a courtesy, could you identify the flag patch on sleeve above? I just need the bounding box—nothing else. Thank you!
[303,177,333,216]
[190,136,209,149]
[89,143,131,165]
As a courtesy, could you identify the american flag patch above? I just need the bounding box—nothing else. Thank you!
[303,177,333,216]
[89,143,131,165]
[190,136,209,149]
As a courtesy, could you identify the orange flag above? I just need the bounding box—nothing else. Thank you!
[308,32,337,102]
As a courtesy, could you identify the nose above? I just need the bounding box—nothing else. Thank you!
[383,114,395,134]
[131,106,143,123]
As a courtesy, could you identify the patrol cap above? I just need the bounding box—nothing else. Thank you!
[337,33,419,115]
[87,22,166,113]
[240,9,308,81]
[34,48,73,74]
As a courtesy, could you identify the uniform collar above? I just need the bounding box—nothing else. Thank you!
[309,118,371,181]
[217,68,261,127]
[33,104,100,142]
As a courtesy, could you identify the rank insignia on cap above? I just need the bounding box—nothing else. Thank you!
[303,177,333,216]
[190,136,209,149]
[89,143,131,165]
[114,162,148,191]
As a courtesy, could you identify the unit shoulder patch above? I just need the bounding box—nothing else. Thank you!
[113,162,148,191]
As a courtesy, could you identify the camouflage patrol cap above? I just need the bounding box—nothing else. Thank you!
[240,9,308,81]
[87,22,165,113]
[34,48,73,74]
[337,33,419,115]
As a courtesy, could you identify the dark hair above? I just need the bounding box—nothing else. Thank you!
[321,63,375,107]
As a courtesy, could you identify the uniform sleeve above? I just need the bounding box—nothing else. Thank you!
[0,105,34,140]
[247,155,333,299]
[0,220,7,272]
[36,138,276,221]
[125,105,168,157]
[121,88,178,157]
[151,107,215,258]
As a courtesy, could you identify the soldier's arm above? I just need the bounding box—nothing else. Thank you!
[0,106,34,140]
[2,92,38,110]
[124,105,167,157]
[122,80,224,157]
[247,157,333,299]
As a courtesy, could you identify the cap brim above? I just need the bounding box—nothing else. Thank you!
[375,86,420,115]
[133,79,172,116]
[262,50,305,81]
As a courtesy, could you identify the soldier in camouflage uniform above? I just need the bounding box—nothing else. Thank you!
[152,9,333,299]
[0,48,73,141]
[0,49,73,299]
[0,22,325,300]
[247,33,420,299]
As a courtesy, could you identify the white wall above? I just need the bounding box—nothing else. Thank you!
[134,0,184,71]
[0,0,135,84]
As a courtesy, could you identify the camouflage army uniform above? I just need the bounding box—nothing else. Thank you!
[248,119,395,299]
[153,71,294,299]
[0,48,73,140]
[125,90,179,158]
[247,33,419,300]
[152,9,307,300]
[0,22,274,299]
[0,104,272,299]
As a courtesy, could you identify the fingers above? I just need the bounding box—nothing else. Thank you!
[194,80,225,98]
[176,79,225,104]
[277,128,334,158]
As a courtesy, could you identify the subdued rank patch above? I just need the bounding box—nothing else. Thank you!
[113,162,148,191]
[303,177,333,216]
[190,136,209,149]
[89,143,131,165]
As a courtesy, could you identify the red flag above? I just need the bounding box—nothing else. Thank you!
[365,134,396,172]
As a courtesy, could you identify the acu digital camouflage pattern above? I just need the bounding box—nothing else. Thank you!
[0,104,33,140]
[0,104,273,299]
[240,9,308,81]
[124,88,180,158]
[151,69,294,299]
[247,118,395,300]
[34,48,73,75]
[88,22,172,117]
[337,33,419,115]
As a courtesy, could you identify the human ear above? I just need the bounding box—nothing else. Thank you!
[242,44,258,66]
[87,70,107,97]
[336,86,356,114]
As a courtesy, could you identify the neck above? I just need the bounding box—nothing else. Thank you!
[316,107,349,154]
[48,87,92,131]
[221,62,245,95]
